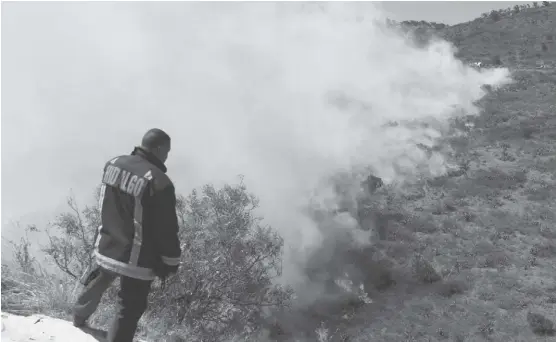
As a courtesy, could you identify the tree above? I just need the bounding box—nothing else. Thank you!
[492,55,503,66]
[543,1,551,6]
[533,2,539,7]
[489,10,501,22]
[514,4,521,13]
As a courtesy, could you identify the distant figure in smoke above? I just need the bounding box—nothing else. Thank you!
[72,128,182,342]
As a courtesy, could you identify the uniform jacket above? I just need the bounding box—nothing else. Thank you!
[93,146,181,280]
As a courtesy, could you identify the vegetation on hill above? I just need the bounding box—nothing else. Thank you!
[2,2,556,341]
[391,2,555,67]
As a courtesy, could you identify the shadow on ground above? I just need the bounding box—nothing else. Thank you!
[78,326,108,341]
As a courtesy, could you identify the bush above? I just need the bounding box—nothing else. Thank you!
[2,224,77,318]
[148,180,293,340]
[491,55,503,66]
[42,193,100,280]
[412,254,441,284]
[489,10,501,22]
[527,311,555,336]
[1,245,76,319]
[2,223,38,275]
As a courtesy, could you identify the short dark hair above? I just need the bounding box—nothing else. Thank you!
[141,128,171,149]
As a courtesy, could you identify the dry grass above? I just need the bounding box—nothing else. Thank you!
[1,267,75,318]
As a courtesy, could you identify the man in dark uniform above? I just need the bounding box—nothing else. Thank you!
[72,128,182,342]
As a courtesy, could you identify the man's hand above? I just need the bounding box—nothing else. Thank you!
[154,259,179,280]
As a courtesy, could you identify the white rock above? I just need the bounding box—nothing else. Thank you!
[1,312,149,342]
[1,312,101,342]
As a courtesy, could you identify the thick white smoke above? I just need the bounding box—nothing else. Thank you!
[2,3,511,284]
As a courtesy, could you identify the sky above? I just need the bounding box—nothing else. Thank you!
[1,2,513,277]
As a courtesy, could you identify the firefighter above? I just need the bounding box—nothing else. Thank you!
[72,128,182,342]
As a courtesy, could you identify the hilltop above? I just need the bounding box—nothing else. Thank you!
[394,2,556,67]
[2,3,556,342]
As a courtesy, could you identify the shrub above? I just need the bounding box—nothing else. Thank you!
[1,265,75,317]
[412,254,441,284]
[41,194,99,281]
[2,224,38,275]
[436,279,468,298]
[491,55,503,66]
[527,311,555,336]
[148,180,293,340]
[489,10,501,22]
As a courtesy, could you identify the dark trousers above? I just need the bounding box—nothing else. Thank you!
[73,266,152,342]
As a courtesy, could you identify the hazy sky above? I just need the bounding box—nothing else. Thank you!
[1,2,513,269]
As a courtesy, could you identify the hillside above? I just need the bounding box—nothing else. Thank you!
[442,4,556,67]
[397,2,556,67]
[2,3,556,342]
[333,4,556,341]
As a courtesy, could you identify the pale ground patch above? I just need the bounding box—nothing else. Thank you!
[1,312,148,342]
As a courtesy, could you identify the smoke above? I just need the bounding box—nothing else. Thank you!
[3,2,511,286]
